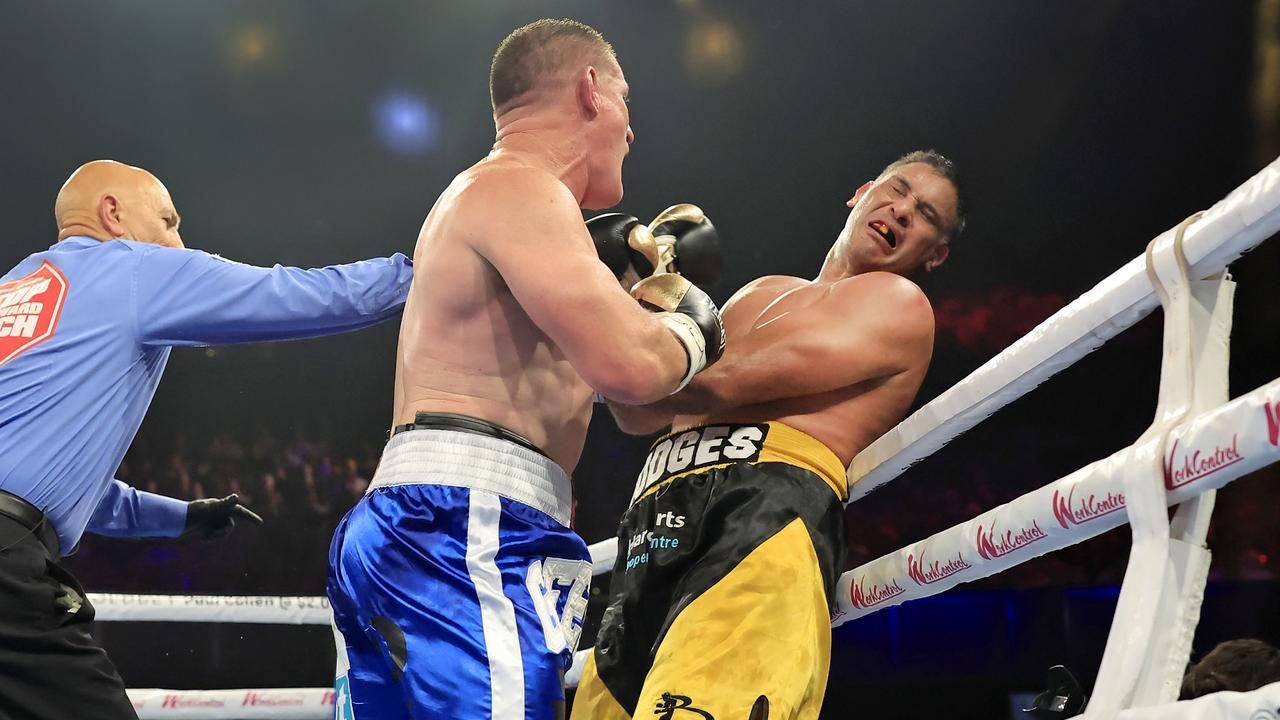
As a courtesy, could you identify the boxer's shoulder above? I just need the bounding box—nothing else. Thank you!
[741,274,805,292]
[835,270,922,292]
[428,163,583,267]
[724,274,804,307]
[457,160,577,208]
[826,273,935,349]
[830,271,931,318]
[741,272,932,340]
[448,163,583,244]
[718,275,806,336]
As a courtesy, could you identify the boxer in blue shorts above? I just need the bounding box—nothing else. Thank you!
[326,19,724,719]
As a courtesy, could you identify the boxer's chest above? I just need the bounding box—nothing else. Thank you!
[722,279,826,340]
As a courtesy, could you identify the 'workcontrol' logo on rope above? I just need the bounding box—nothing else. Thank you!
[1163,435,1244,490]
[906,550,972,586]
[1051,485,1125,529]
[847,575,906,610]
[976,520,1047,560]
[0,261,68,366]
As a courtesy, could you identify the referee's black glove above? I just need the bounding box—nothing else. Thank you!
[184,494,264,540]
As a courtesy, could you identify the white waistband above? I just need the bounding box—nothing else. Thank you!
[367,428,573,527]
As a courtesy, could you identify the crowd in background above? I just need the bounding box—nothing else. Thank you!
[67,419,1278,596]
[68,429,381,595]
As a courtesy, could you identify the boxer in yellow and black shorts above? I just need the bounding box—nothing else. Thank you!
[574,422,847,720]
[577,151,965,719]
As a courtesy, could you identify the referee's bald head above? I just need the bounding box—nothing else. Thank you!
[55,160,184,249]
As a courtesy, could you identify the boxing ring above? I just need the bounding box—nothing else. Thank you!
[95,155,1280,718]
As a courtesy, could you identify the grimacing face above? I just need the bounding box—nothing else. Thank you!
[842,162,957,276]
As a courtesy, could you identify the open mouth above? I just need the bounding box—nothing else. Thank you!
[869,220,897,249]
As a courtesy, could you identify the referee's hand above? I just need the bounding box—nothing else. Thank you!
[183,494,264,540]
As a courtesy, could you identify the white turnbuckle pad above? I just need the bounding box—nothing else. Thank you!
[1085,213,1235,717]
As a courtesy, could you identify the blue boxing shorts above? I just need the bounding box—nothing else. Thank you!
[326,421,591,720]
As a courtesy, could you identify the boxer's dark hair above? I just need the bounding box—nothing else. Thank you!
[1180,639,1280,699]
[490,19,615,114]
[882,149,967,243]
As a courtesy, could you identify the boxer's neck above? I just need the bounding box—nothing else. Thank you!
[492,110,591,205]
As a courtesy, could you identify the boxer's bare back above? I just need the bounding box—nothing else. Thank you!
[393,156,687,471]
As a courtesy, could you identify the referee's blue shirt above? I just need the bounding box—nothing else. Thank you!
[0,236,413,552]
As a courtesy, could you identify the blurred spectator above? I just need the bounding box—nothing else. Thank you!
[338,458,369,503]
[258,473,286,517]
[1180,639,1280,699]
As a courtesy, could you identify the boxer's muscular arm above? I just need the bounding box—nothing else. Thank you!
[466,168,691,405]
[608,402,674,436]
[607,276,793,434]
[663,272,934,414]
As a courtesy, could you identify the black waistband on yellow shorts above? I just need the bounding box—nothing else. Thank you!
[629,421,847,505]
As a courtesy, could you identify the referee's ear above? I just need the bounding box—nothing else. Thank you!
[99,194,126,239]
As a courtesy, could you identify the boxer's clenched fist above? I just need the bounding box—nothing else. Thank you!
[631,273,725,392]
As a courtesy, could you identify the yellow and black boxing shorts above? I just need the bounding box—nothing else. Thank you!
[572,422,847,720]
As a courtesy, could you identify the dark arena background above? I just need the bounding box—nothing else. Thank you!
[3,1,1278,718]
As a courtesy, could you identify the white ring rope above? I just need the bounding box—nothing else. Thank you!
[126,688,333,720]
[90,541,619,623]
[833,374,1280,625]
[92,594,332,624]
[121,677,1280,719]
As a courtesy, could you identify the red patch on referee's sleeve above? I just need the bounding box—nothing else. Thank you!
[0,261,69,366]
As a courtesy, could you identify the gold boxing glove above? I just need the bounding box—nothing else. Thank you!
[631,273,726,392]
[628,204,722,287]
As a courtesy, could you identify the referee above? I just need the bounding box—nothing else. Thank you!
[0,160,413,719]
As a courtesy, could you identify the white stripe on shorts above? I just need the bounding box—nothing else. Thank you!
[465,490,525,718]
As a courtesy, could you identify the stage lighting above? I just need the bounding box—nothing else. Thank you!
[684,19,745,84]
[372,92,440,156]
[229,24,272,66]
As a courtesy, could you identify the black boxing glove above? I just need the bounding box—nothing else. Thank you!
[631,273,726,392]
[645,204,722,288]
[589,205,723,288]
[184,494,264,540]
[587,213,648,287]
